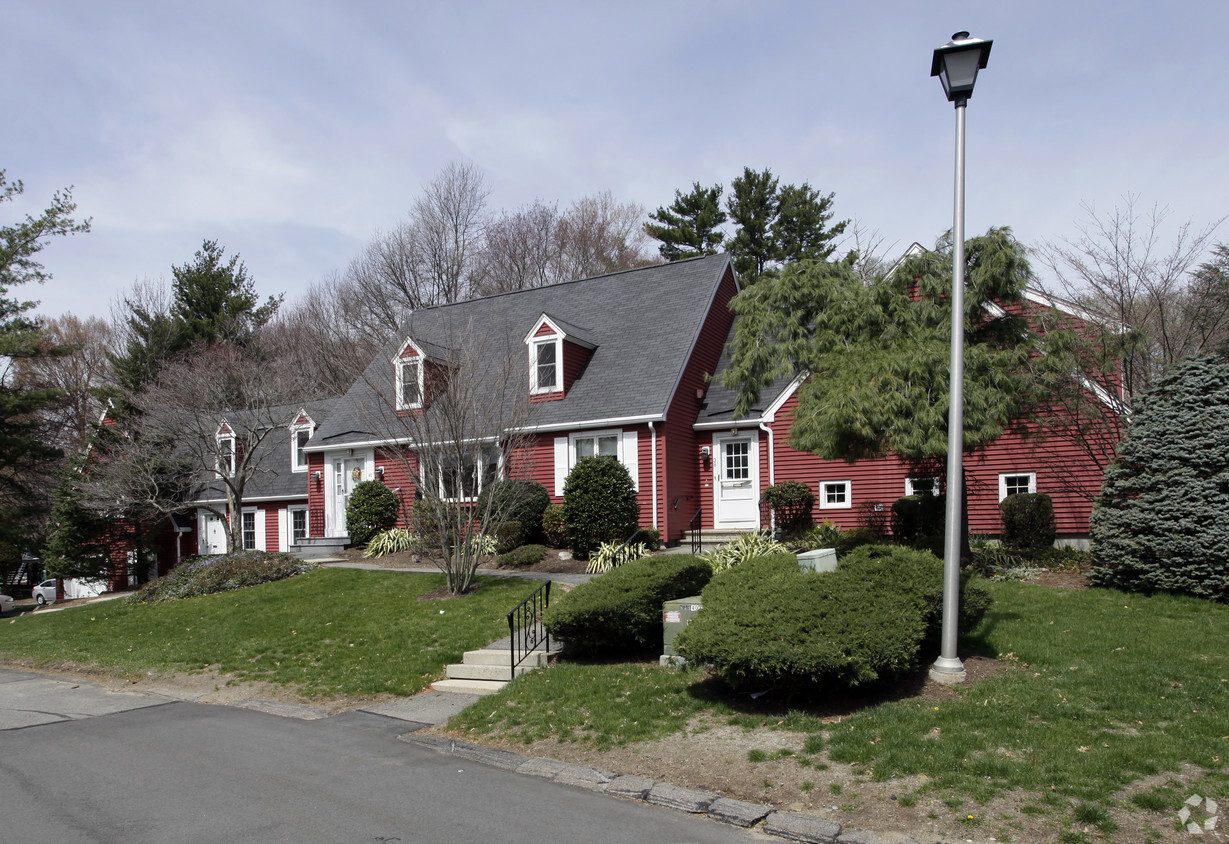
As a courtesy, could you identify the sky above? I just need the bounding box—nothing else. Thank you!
[5,0,1228,322]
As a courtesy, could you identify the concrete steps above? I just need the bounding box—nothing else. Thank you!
[433,648,550,696]
[678,529,761,553]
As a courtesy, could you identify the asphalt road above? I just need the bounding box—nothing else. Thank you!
[0,669,764,844]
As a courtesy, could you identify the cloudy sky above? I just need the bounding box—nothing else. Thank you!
[6,0,1227,321]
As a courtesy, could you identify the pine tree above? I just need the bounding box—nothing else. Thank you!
[643,182,727,261]
[1088,355,1229,602]
[172,239,281,346]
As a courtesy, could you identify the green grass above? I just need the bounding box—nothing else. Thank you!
[0,569,535,699]
[448,580,1229,816]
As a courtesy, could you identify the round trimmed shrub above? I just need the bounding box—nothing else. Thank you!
[543,554,712,656]
[562,457,638,559]
[999,492,1056,549]
[541,504,567,548]
[762,481,816,538]
[677,545,991,692]
[475,479,551,541]
[1089,355,1229,602]
[346,481,399,545]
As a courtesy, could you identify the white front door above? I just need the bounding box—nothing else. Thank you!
[331,456,366,537]
[714,433,759,529]
[199,512,227,554]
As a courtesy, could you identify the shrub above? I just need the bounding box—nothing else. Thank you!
[677,545,991,692]
[476,479,551,542]
[494,521,523,555]
[541,504,567,548]
[1089,355,1229,602]
[856,500,891,537]
[637,527,662,551]
[562,457,638,559]
[1000,493,1056,549]
[363,527,419,558]
[762,481,815,538]
[496,544,547,568]
[543,554,712,657]
[834,526,885,556]
[346,481,399,545]
[703,532,790,573]
[891,494,945,544]
[127,552,317,604]
[587,541,650,574]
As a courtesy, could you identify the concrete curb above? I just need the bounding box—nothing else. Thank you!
[400,734,920,843]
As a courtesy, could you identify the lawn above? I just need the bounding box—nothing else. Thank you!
[0,568,536,699]
[449,580,1229,840]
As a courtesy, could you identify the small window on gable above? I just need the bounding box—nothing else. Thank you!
[532,339,558,393]
[216,433,235,477]
[397,357,422,410]
[818,480,852,509]
[999,472,1036,501]
[291,422,312,472]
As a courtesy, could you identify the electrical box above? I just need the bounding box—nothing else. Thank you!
[661,595,704,664]
[797,548,838,573]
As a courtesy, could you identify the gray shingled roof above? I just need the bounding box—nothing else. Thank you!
[694,320,795,427]
[193,397,341,503]
[309,254,734,448]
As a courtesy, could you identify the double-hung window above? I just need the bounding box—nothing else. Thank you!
[906,477,941,497]
[531,338,559,393]
[242,510,257,551]
[290,508,307,543]
[216,434,235,477]
[397,358,423,410]
[292,426,311,471]
[573,432,619,460]
[429,445,500,502]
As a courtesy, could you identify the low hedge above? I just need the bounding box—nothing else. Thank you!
[497,544,547,568]
[543,554,713,657]
[676,546,991,693]
[127,552,318,604]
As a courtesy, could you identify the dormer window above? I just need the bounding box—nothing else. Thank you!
[216,431,235,477]
[290,412,314,472]
[393,339,425,410]
[531,337,559,393]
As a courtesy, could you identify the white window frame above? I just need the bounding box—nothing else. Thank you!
[569,429,621,463]
[396,357,423,410]
[291,424,312,472]
[530,336,561,394]
[424,445,502,504]
[556,429,639,494]
[818,479,852,510]
[241,508,258,551]
[216,433,235,477]
[905,476,941,497]
[998,472,1037,501]
[289,506,308,544]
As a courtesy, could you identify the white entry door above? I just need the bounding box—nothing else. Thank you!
[199,512,227,554]
[714,433,759,529]
[331,456,366,537]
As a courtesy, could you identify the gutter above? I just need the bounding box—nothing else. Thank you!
[648,420,658,530]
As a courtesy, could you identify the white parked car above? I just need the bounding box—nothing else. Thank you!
[0,593,14,615]
[33,579,58,606]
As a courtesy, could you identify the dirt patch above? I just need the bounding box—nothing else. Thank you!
[1023,569,1090,589]
[335,545,590,574]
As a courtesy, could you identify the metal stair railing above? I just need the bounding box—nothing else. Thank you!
[689,508,702,555]
[507,581,551,676]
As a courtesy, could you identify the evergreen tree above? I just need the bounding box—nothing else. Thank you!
[1088,355,1229,602]
[726,167,780,281]
[172,239,281,346]
[643,182,727,261]
[0,170,90,562]
[43,466,112,579]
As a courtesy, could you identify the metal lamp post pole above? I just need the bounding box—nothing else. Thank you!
[931,98,968,682]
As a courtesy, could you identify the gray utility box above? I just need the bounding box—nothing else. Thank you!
[662,595,704,659]
[797,548,838,573]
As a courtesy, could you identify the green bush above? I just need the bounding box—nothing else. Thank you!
[891,494,945,544]
[834,526,885,556]
[677,545,991,692]
[543,555,712,657]
[1000,493,1056,549]
[1090,356,1229,602]
[496,544,547,568]
[637,527,662,551]
[562,457,639,559]
[494,521,523,555]
[762,481,815,538]
[476,479,551,542]
[127,552,317,604]
[541,504,567,548]
[346,481,399,545]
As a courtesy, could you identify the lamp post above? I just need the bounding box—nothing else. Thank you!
[929,31,992,685]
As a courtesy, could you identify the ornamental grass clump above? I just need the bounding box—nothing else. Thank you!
[127,551,317,604]
[543,554,712,657]
[363,527,419,558]
[677,545,991,692]
[702,532,789,572]
[586,540,650,574]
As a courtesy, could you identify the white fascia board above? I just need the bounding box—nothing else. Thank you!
[191,494,309,505]
[693,419,763,430]
[509,414,663,435]
[695,373,806,429]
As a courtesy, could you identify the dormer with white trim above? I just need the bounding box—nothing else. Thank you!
[289,409,315,472]
[216,421,236,477]
[523,314,597,401]
[393,338,427,411]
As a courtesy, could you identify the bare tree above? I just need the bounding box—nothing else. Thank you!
[12,313,114,452]
[360,318,540,594]
[554,191,655,280]
[83,342,315,553]
[1037,196,1224,401]
[469,200,562,296]
[836,218,896,283]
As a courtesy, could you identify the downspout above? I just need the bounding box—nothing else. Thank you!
[648,421,659,530]
[759,422,775,532]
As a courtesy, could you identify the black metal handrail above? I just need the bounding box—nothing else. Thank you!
[689,508,702,555]
[507,581,551,676]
